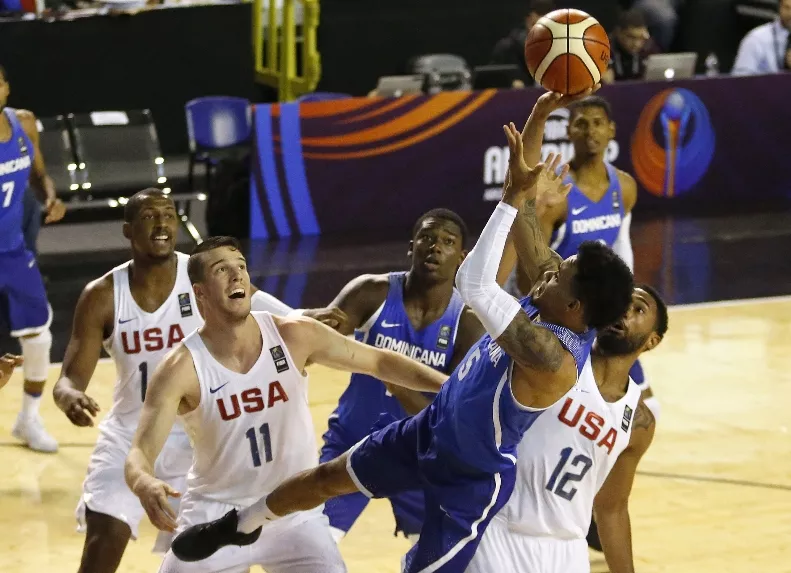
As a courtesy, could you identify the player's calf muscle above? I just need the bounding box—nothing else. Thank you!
[269,455,355,515]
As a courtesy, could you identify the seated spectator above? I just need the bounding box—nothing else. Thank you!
[628,0,684,52]
[490,0,555,88]
[603,8,660,83]
[732,0,791,76]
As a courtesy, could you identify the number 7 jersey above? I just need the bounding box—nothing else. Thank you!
[102,252,203,436]
[501,355,642,539]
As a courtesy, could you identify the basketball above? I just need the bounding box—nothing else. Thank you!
[524,9,610,95]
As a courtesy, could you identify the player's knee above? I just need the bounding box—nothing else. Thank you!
[20,328,52,382]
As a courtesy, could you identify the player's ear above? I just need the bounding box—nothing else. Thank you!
[407,240,414,259]
[122,222,132,240]
[643,332,662,352]
[567,298,581,313]
[609,120,616,139]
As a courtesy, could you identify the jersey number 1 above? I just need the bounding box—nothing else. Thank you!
[245,423,273,467]
[546,447,593,501]
[139,362,148,401]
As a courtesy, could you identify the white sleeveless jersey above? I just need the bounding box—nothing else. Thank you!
[102,252,203,435]
[181,312,317,506]
[501,356,642,539]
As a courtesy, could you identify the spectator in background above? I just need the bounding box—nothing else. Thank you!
[603,9,660,83]
[490,0,555,88]
[732,0,791,76]
[629,0,684,52]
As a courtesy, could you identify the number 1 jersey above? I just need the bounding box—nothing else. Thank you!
[102,252,202,436]
[500,354,642,539]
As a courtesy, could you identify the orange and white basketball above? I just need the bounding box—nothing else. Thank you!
[524,9,610,95]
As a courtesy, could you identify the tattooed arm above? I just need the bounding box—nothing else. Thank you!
[592,400,656,573]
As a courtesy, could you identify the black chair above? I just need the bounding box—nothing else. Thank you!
[35,115,83,198]
[69,109,167,198]
[67,109,202,243]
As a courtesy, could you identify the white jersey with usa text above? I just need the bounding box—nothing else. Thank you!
[500,356,642,539]
[181,312,317,507]
[102,252,202,436]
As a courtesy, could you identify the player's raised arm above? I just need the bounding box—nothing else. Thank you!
[125,345,197,532]
[592,400,656,573]
[456,124,574,375]
[277,315,446,393]
[52,276,113,427]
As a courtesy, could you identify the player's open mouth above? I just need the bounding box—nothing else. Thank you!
[423,257,440,270]
[152,234,170,245]
[229,288,245,299]
[606,322,626,336]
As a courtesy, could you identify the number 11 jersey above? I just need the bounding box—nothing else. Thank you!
[103,252,202,436]
[501,354,642,539]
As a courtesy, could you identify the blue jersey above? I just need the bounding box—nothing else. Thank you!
[551,163,624,258]
[426,296,595,475]
[329,272,465,443]
[0,108,33,254]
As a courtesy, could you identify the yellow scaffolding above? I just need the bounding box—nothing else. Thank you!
[252,0,321,101]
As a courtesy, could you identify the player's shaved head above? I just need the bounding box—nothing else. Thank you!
[124,188,173,222]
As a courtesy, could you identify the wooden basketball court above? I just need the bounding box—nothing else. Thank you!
[1,298,789,573]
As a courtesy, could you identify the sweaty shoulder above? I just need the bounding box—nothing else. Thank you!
[78,273,116,336]
[615,169,638,212]
[13,109,37,138]
[330,272,391,331]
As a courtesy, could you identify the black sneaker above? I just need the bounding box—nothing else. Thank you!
[171,509,262,562]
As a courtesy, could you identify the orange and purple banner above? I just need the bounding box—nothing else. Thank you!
[250,74,791,238]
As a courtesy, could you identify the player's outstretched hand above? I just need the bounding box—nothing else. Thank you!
[303,307,350,332]
[44,197,66,224]
[57,388,100,427]
[134,475,181,532]
[502,122,546,204]
[536,153,572,211]
[529,84,600,119]
[0,354,23,391]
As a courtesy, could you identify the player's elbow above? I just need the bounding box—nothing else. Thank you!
[593,495,629,519]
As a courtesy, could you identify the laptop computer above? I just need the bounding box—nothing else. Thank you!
[374,75,425,97]
[643,53,698,81]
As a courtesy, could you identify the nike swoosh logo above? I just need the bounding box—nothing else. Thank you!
[209,382,229,394]
[381,320,400,328]
[571,207,588,215]
[118,318,137,324]
[27,259,36,268]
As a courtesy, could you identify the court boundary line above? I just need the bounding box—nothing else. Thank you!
[638,470,791,492]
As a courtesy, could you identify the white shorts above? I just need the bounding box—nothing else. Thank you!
[158,494,346,573]
[466,516,589,573]
[76,423,193,551]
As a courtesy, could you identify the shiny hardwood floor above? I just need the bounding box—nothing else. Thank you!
[1,297,790,572]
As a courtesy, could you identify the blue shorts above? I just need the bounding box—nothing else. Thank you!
[629,359,649,390]
[0,246,50,337]
[321,414,425,536]
[348,411,516,573]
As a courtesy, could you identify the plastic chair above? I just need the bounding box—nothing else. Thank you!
[185,96,252,191]
[296,92,352,103]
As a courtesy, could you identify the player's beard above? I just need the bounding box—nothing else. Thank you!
[596,330,649,356]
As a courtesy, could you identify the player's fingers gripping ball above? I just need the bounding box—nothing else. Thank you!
[525,9,610,95]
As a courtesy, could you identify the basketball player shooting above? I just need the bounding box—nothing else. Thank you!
[52,189,346,573]
[168,127,633,573]
[470,162,666,572]
[124,236,449,573]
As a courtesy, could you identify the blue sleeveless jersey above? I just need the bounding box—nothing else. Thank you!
[0,108,33,254]
[330,272,465,443]
[551,163,624,259]
[425,296,595,474]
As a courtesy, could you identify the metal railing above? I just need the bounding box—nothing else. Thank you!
[252,0,321,101]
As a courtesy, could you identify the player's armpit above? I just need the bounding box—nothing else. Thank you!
[326,274,389,335]
[125,346,197,491]
[495,312,570,373]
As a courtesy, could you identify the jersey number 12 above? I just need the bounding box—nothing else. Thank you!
[546,447,593,501]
